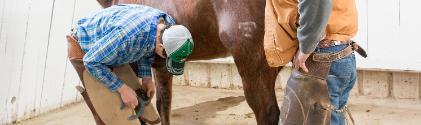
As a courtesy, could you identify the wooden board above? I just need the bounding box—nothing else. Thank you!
[0,0,100,124]
[355,0,421,71]
[397,0,421,70]
[36,0,101,115]
[3,0,32,123]
[354,0,368,67]
[39,0,78,113]
[62,0,102,105]
[0,0,12,123]
[18,0,60,119]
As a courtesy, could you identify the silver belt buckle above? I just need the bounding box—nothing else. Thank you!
[333,40,341,46]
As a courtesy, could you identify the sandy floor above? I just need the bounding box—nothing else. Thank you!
[13,86,421,125]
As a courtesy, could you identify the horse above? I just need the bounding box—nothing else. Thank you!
[96,0,281,124]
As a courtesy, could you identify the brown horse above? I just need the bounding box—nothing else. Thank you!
[96,0,281,125]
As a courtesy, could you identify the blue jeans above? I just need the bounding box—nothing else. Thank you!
[315,44,357,125]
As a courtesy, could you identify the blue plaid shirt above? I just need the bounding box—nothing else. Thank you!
[73,4,175,92]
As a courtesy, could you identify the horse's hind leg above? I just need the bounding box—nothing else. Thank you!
[232,46,282,125]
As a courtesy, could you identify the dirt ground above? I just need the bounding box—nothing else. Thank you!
[13,86,421,125]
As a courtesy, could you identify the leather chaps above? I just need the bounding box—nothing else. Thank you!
[67,35,106,125]
[279,42,366,125]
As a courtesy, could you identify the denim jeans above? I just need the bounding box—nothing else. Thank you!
[315,44,357,125]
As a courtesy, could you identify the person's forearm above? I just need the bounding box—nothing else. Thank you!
[85,62,124,92]
[297,0,332,54]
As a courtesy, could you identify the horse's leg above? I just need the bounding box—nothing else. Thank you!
[218,20,281,125]
[233,51,281,125]
[152,59,173,125]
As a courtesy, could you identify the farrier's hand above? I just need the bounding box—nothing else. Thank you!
[293,50,311,73]
[141,77,155,99]
[118,84,138,109]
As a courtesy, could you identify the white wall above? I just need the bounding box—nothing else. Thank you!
[0,0,100,124]
[0,0,421,124]
[353,0,421,71]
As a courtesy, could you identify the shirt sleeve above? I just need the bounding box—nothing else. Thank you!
[137,54,154,78]
[297,0,332,54]
[83,26,129,92]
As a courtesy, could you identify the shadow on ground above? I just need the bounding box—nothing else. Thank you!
[171,96,246,124]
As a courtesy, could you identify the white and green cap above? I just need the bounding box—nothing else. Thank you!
[162,25,194,75]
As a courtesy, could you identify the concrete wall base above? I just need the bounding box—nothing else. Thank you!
[174,60,421,100]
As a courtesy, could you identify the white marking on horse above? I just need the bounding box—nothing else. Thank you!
[218,11,234,36]
[238,22,256,38]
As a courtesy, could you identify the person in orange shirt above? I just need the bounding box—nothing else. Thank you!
[292,0,359,124]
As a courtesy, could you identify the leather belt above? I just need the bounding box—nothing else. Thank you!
[313,41,367,62]
[318,40,351,48]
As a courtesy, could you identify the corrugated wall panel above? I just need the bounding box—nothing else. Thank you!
[399,0,421,68]
[0,0,100,124]
[3,0,33,123]
[357,0,421,71]
[0,0,12,124]
[0,0,9,123]
[15,0,57,121]
[60,0,81,107]
[60,0,102,107]
[354,0,368,67]
[39,0,76,114]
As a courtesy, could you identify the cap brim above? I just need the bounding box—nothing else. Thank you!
[165,57,185,75]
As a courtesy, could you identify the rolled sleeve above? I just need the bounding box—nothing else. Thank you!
[84,62,124,92]
[297,0,332,54]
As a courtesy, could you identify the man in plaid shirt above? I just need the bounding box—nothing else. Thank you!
[72,4,194,109]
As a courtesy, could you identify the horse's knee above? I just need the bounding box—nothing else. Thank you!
[243,91,280,125]
[237,64,281,125]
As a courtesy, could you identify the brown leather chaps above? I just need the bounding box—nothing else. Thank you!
[66,35,106,125]
[279,43,366,125]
